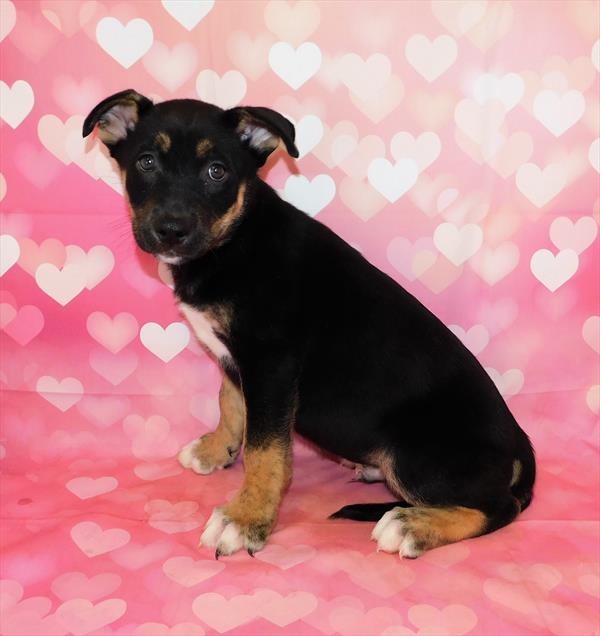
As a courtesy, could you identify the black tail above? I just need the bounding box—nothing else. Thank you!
[329,501,411,521]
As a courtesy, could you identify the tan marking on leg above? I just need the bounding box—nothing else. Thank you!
[210,182,247,246]
[394,506,487,554]
[155,131,171,153]
[510,459,522,487]
[222,440,292,546]
[196,138,213,158]
[190,376,245,470]
[368,449,422,505]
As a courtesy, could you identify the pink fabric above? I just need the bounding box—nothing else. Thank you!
[1,1,599,634]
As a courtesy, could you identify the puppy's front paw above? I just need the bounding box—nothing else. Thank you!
[199,507,271,557]
[178,435,239,475]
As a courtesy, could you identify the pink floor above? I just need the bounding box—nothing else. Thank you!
[2,0,600,634]
[1,388,599,635]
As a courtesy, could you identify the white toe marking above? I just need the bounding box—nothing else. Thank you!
[372,507,423,558]
[200,508,226,547]
[217,522,244,555]
[178,440,197,469]
[178,439,214,475]
[399,533,420,559]
[377,519,404,553]
[371,509,398,542]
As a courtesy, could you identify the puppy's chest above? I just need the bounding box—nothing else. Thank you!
[178,302,232,361]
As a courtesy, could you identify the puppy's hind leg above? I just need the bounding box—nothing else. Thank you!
[179,375,245,474]
[372,497,521,558]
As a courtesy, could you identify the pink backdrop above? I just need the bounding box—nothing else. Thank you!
[1,1,599,635]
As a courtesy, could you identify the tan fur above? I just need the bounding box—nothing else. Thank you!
[369,449,422,505]
[196,138,213,157]
[155,131,171,153]
[510,459,522,487]
[211,182,247,245]
[223,441,292,535]
[190,375,245,469]
[395,506,487,551]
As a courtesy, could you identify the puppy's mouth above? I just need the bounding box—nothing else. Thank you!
[156,252,186,265]
[132,220,208,265]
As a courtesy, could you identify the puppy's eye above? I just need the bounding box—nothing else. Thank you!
[208,163,227,182]
[137,154,156,172]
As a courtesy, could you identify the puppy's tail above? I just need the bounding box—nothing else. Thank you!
[329,501,411,521]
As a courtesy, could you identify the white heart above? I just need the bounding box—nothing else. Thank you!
[530,248,579,292]
[469,242,520,285]
[293,115,324,158]
[516,162,566,208]
[448,324,490,355]
[550,217,598,255]
[533,89,585,137]
[405,35,457,82]
[96,17,154,69]
[368,158,419,203]
[66,477,118,499]
[36,376,84,411]
[338,53,391,101]
[195,69,247,109]
[282,174,335,217]
[485,368,524,397]
[0,234,20,276]
[390,132,441,172]
[0,80,34,128]
[64,245,115,290]
[473,73,524,111]
[140,322,190,362]
[433,222,483,266]
[35,263,87,306]
[161,0,214,30]
[269,42,322,90]
[143,42,198,92]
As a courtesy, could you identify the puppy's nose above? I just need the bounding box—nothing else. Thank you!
[152,216,193,246]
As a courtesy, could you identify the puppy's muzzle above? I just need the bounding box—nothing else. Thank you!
[151,213,196,249]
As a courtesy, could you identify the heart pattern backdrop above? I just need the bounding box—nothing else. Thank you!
[1,1,599,635]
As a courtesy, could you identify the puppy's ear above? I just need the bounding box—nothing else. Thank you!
[223,106,299,166]
[82,89,153,146]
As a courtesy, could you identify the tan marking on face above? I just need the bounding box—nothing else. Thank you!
[210,182,247,246]
[186,375,245,470]
[393,506,487,553]
[223,440,292,538]
[510,459,522,487]
[155,131,171,153]
[368,449,423,505]
[196,138,213,157]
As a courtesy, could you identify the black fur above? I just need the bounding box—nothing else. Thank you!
[83,91,536,551]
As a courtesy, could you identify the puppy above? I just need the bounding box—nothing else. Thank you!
[83,90,535,558]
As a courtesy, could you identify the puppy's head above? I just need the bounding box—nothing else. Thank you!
[83,89,298,264]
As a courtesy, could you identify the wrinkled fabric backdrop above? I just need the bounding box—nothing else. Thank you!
[1,1,599,635]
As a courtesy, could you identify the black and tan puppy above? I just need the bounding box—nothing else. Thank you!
[83,90,535,558]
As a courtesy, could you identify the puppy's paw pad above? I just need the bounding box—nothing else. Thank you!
[372,508,423,559]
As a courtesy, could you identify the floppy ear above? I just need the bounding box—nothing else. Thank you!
[82,89,153,146]
[223,106,299,166]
